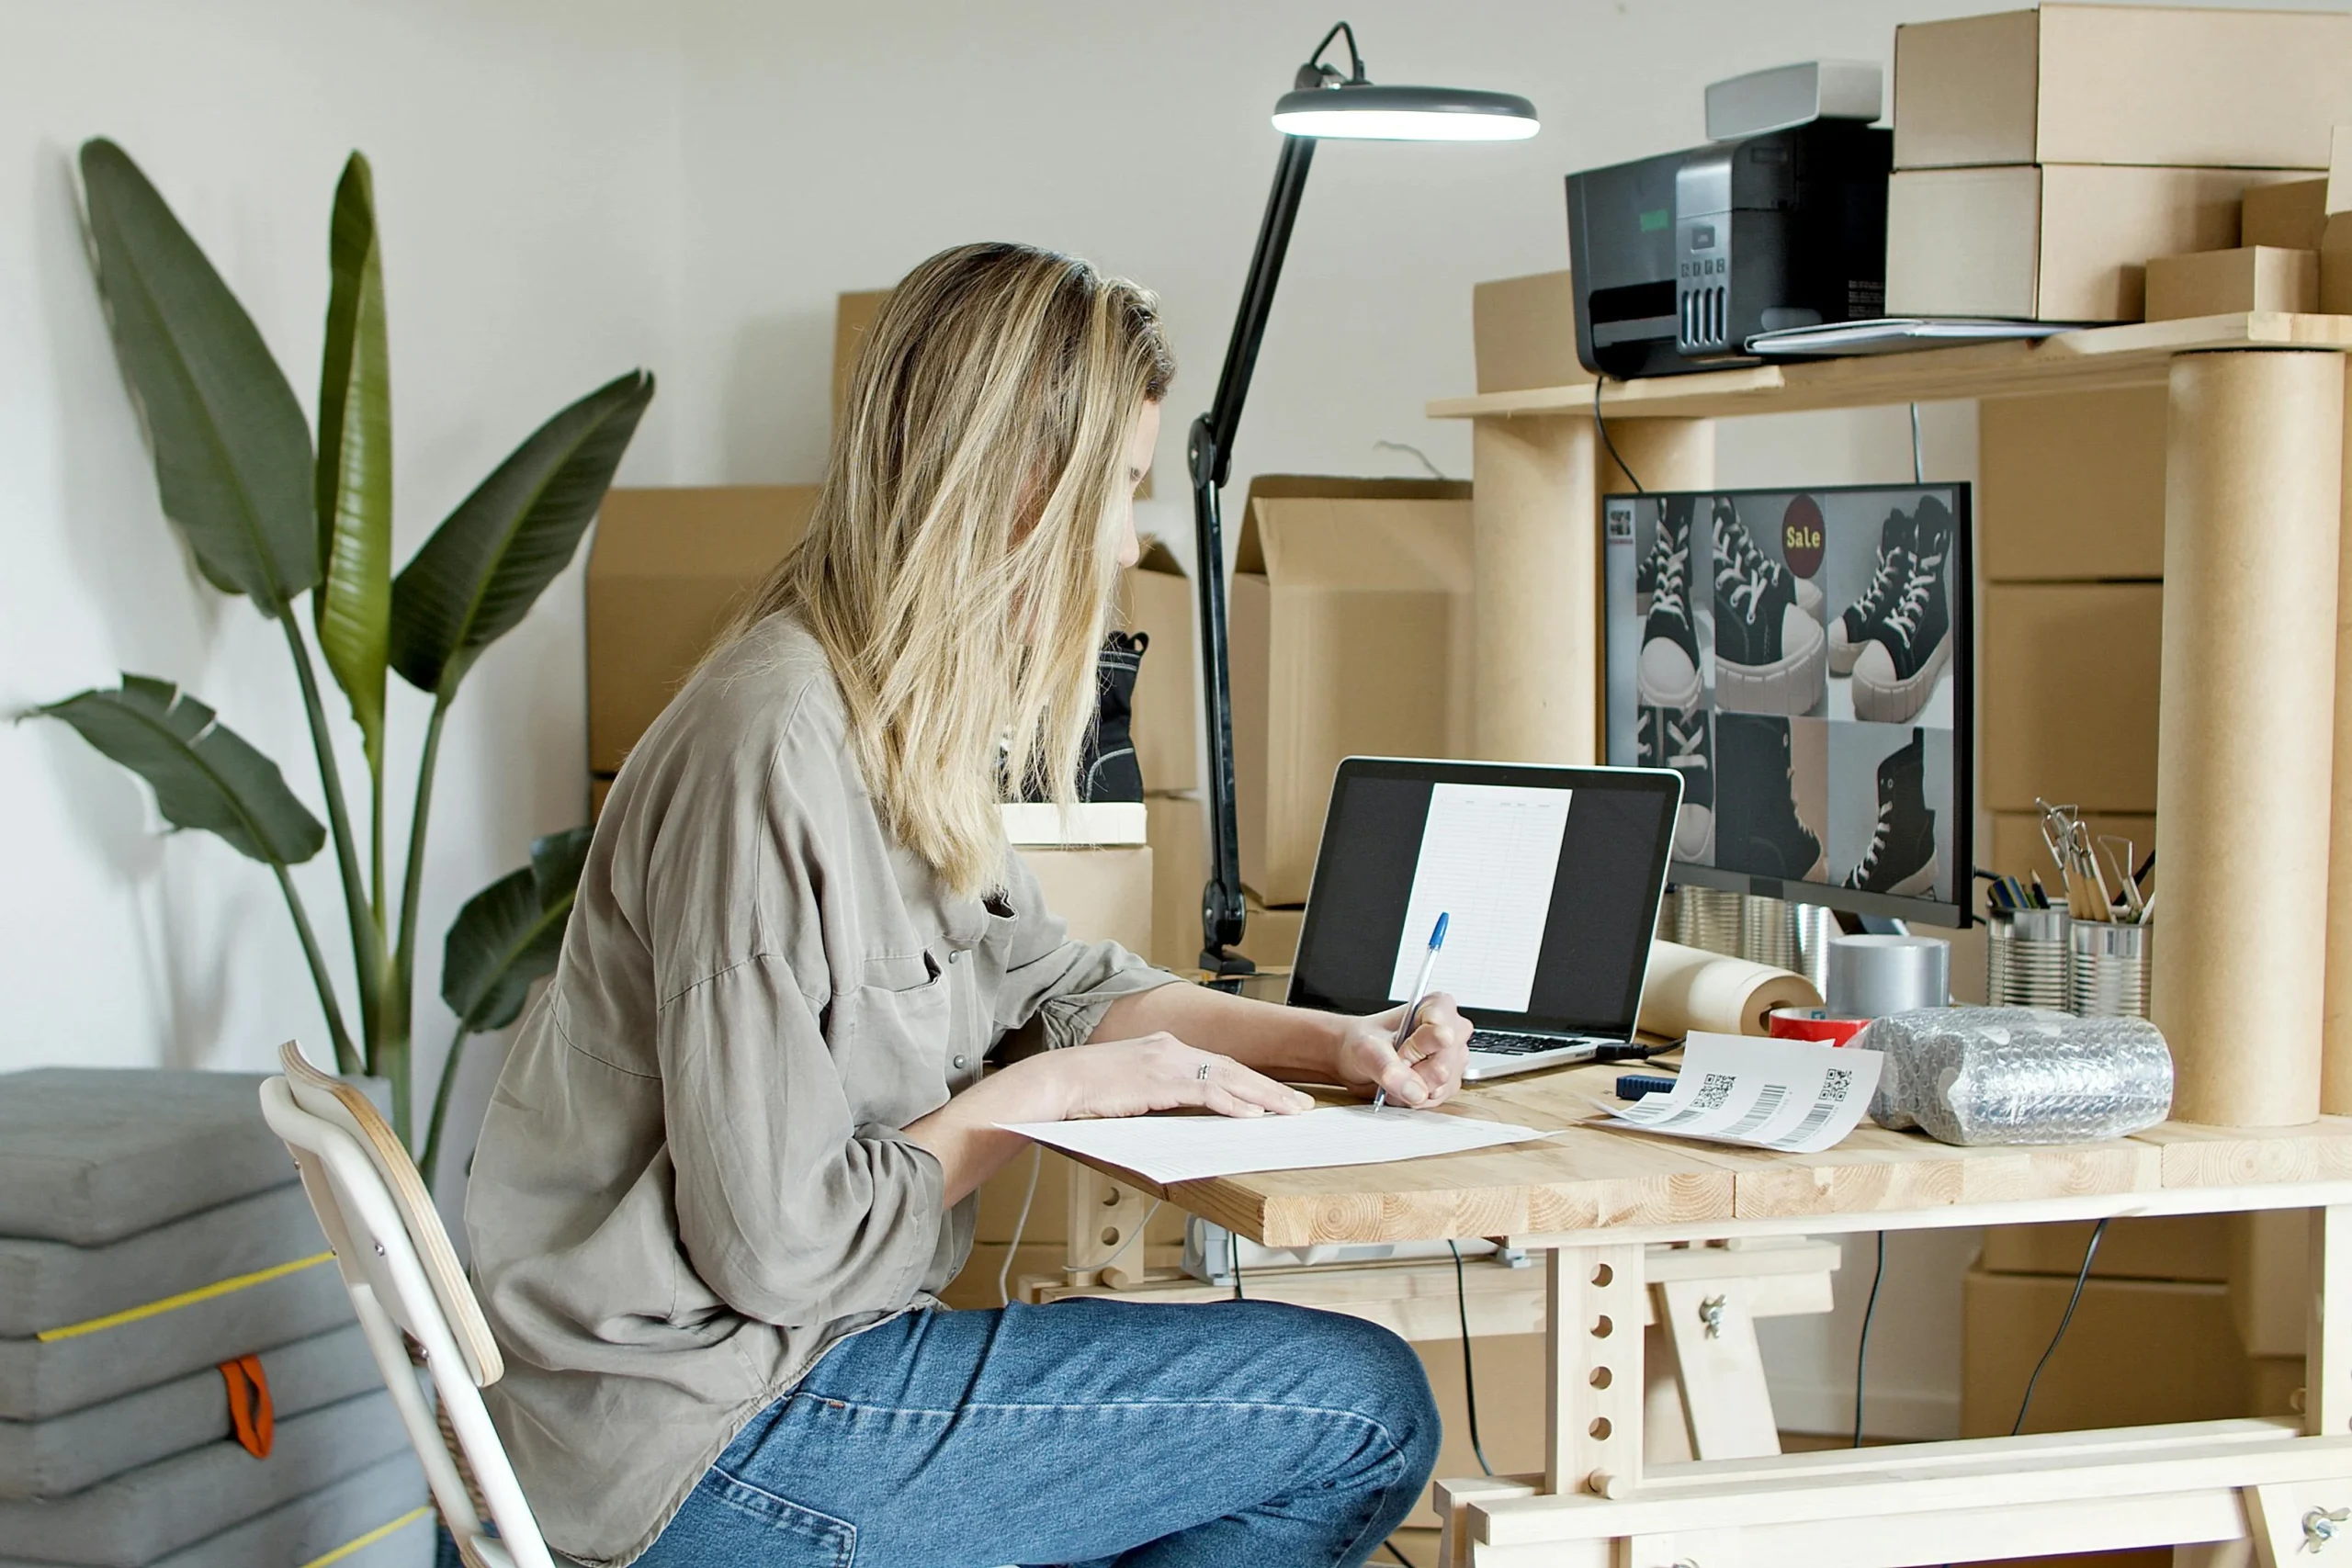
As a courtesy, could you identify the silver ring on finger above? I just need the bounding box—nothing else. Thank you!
[1196,1062,1213,1080]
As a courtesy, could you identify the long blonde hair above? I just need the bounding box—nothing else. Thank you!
[725,243,1174,897]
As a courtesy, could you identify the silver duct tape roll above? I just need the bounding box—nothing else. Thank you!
[1826,933,1951,1019]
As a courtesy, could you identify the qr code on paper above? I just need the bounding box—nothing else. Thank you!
[1823,1066,1856,1100]
[1693,1073,1736,1111]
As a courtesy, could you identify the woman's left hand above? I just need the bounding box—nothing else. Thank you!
[1330,993,1473,1110]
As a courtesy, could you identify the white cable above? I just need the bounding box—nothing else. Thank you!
[997,1145,1043,1306]
[1086,1199,1163,1276]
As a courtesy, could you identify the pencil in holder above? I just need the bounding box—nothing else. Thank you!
[2068,919,2150,1020]
[1986,907,2070,1010]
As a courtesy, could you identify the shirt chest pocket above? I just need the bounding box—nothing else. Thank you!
[836,952,978,1121]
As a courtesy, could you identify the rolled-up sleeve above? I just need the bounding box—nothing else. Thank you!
[656,956,943,1327]
[990,847,1184,1054]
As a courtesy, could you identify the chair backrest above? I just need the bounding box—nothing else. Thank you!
[259,1041,551,1568]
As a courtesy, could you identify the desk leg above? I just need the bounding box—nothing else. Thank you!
[2309,1204,2352,1436]
[1545,1244,1645,1497]
[1659,1277,1781,1460]
[2155,350,2344,1126]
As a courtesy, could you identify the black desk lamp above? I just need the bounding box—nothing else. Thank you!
[1186,20,1537,979]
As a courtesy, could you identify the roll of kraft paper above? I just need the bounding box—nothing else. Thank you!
[1637,941,1823,1038]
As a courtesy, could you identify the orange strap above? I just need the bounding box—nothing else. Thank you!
[220,1354,275,1459]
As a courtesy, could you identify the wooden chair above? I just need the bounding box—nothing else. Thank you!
[258,1040,552,1568]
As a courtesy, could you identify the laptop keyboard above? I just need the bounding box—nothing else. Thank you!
[1472,1031,1611,1057]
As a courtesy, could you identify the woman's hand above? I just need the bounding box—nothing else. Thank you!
[1002,1033,1315,1122]
[1330,993,1473,1110]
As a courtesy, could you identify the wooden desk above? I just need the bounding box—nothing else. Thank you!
[1058,1065,2352,1567]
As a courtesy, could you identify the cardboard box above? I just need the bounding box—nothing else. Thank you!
[1242,899,1306,974]
[1981,583,2163,813]
[2144,245,2318,321]
[1979,387,2166,581]
[1408,1331,1545,1525]
[1472,270,1591,395]
[1892,6,2352,172]
[1232,477,1475,905]
[1961,1267,2249,1437]
[1987,810,2156,898]
[2245,176,2328,250]
[1019,845,1152,958]
[1146,794,1207,972]
[1980,1216,2224,1282]
[2228,1209,2311,1359]
[1118,538,1198,793]
[586,486,819,773]
[1887,164,2284,321]
[590,775,612,820]
[1001,802,1147,847]
[832,288,890,431]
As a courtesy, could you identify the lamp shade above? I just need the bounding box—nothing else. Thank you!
[1270,82,1539,141]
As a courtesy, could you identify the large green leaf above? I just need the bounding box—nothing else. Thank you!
[441,826,592,1032]
[313,152,392,766]
[389,371,653,697]
[78,140,317,616]
[39,676,326,864]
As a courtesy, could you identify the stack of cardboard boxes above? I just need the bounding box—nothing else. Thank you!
[1886,5,2352,321]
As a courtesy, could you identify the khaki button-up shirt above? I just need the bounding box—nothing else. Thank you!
[465,610,1178,1566]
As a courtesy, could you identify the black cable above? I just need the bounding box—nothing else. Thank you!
[1448,1241,1496,1475]
[1852,1230,1886,1447]
[1228,1227,1244,1302]
[1594,378,1644,492]
[1908,402,1925,484]
[1383,1543,1418,1568]
[2011,1218,2109,1436]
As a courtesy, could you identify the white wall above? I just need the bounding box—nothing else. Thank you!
[6,0,2334,1438]
[0,0,681,1119]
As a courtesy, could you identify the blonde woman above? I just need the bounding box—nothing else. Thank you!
[467,243,1470,1568]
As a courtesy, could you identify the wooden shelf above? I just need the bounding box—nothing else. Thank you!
[1425,311,2352,423]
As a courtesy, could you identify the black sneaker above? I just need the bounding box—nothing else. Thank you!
[1637,498,1702,713]
[1713,713,1824,881]
[1830,508,1915,677]
[1662,704,1715,862]
[1844,728,1938,896]
[1712,498,1826,716]
[1851,497,1953,725]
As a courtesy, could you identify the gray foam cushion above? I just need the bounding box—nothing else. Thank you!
[0,1450,430,1568]
[0,1072,290,1246]
[0,1183,325,1339]
[0,1262,353,1421]
[0,1387,409,1566]
[0,1323,382,1499]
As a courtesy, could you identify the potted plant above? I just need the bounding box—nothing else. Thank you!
[37,141,650,1188]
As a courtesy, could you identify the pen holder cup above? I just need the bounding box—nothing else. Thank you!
[1986,908,2070,1010]
[2068,920,2151,1020]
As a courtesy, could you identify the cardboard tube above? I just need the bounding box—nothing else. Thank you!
[2327,358,2352,1113]
[2155,352,2344,1126]
[1475,414,1597,762]
[1600,417,1715,498]
[1638,940,1823,1038]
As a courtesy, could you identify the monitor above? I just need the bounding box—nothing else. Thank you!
[1601,483,1973,926]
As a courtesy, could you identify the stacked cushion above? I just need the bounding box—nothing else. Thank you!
[0,1070,429,1568]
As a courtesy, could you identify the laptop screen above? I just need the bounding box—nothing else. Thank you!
[1286,759,1679,1037]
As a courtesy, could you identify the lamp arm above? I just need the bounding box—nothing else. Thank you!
[1188,131,1317,980]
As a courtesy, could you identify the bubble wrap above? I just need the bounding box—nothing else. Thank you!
[1862,1007,2173,1145]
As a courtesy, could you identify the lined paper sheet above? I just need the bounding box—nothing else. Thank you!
[997,1106,1555,1186]
[1388,783,1572,1012]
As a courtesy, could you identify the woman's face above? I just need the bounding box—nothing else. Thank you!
[1114,400,1160,570]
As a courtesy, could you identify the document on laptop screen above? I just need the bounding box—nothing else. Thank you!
[1388,784,1572,1013]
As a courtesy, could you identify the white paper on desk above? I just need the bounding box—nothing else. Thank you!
[1603,1033,1882,1154]
[997,1106,1554,1186]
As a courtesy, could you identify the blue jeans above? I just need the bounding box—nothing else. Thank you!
[632,1296,1441,1567]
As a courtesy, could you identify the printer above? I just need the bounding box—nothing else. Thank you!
[1566,118,1891,378]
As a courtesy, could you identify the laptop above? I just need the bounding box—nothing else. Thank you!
[1284,758,1681,1080]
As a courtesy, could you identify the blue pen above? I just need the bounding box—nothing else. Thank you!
[1374,911,1449,1111]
